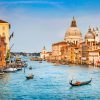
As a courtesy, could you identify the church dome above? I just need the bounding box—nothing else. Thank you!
[65,17,82,37]
[65,27,82,37]
[64,17,82,44]
[85,27,95,39]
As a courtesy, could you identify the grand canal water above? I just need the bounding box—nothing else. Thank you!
[0,58,100,100]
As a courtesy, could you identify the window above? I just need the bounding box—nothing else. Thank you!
[0,51,2,61]
[2,26,5,30]
[2,32,5,36]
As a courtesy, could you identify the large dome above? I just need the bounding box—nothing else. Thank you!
[65,27,82,37]
[64,17,82,44]
[85,28,95,39]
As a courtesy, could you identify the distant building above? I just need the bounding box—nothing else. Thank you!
[40,46,49,60]
[64,17,82,44]
[0,20,10,51]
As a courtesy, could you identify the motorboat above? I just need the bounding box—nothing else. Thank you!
[3,68,17,72]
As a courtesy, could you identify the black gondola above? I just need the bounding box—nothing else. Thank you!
[69,78,92,86]
[26,74,34,79]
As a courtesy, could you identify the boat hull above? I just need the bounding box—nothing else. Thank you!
[26,75,34,80]
[69,79,92,86]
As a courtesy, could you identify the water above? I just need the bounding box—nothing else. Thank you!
[0,58,100,100]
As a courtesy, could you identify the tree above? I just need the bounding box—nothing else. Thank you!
[6,49,10,60]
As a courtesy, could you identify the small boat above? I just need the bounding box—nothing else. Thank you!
[3,68,17,73]
[26,74,34,79]
[0,72,4,75]
[53,63,60,66]
[29,66,32,70]
[17,67,22,71]
[69,79,92,86]
[39,61,42,63]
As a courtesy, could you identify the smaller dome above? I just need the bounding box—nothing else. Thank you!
[85,27,95,39]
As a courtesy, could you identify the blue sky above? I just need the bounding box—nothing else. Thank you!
[0,0,100,52]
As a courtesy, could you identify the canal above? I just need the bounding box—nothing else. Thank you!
[0,58,100,100]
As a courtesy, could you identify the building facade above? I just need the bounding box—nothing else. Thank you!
[0,20,10,51]
[40,46,49,60]
[52,41,67,61]
[0,36,6,68]
[82,26,100,65]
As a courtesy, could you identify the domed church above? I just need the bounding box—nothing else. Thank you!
[85,26,95,42]
[64,17,82,44]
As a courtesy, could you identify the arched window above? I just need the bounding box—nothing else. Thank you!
[2,32,5,36]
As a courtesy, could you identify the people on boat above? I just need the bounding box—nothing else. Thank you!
[75,81,81,85]
[69,78,92,86]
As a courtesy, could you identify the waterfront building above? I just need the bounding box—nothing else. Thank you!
[66,43,82,64]
[51,17,83,64]
[40,46,49,60]
[45,52,52,61]
[64,17,82,44]
[0,20,10,51]
[52,41,67,61]
[81,42,89,64]
[0,36,6,68]
[82,27,95,64]
[88,49,100,66]
[60,44,68,62]
[93,27,100,43]
[51,17,100,66]
[82,27,100,65]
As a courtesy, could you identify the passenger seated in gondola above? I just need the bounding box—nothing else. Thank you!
[75,81,81,85]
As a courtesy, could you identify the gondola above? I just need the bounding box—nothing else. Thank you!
[26,74,34,79]
[39,61,42,63]
[69,78,92,86]
[29,66,32,70]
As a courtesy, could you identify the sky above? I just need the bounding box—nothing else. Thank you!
[0,0,100,52]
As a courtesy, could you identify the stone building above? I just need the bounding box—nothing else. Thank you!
[0,36,6,68]
[93,27,100,43]
[0,20,10,51]
[66,43,82,64]
[82,27,100,65]
[52,41,67,61]
[40,46,49,60]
